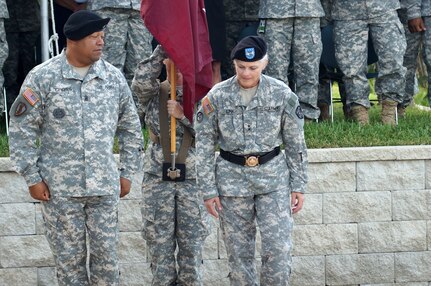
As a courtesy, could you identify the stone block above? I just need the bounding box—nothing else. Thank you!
[119,199,142,232]
[357,161,424,191]
[290,255,325,285]
[395,251,431,282]
[426,160,431,189]
[119,262,152,286]
[392,190,431,221]
[202,259,230,286]
[362,283,428,286]
[36,203,46,235]
[307,162,356,193]
[293,224,358,255]
[294,194,322,225]
[323,191,391,223]
[0,202,35,235]
[0,172,32,203]
[358,221,427,253]
[0,267,38,286]
[0,157,12,171]
[0,235,54,267]
[118,232,147,263]
[326,253,394,285]
[38,267,58,286]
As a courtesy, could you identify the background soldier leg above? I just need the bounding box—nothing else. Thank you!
[292,17,322,120]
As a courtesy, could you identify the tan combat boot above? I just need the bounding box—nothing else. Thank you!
[350,105,369,125]
[318,102,330,122]
[381,99,398,126]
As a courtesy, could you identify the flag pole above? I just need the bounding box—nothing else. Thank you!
[170,62,177,170]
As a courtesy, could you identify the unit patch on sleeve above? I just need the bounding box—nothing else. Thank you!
[295,106,304,119]
[14,102,27,117]
[22,88,40,106]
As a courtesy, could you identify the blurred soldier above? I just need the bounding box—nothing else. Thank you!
[9,10,143,285]
[132,45,208,285]
[2,0,40,113]
[0,0,8,114]
[258,0,325,121]
[88,0,153,119]
[399,0,431,114]
[322,0,407,125]
[196,36,307,285]
[222,0,260,78]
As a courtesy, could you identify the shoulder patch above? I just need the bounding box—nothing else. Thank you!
[14,102,28,117]
[295,106,304,119]
[197,111,203,123]
[22,88,40,106]
[202,97,214,116]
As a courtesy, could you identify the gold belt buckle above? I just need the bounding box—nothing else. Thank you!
[245,156,259,167]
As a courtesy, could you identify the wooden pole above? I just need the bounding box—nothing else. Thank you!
[170,62,177,169]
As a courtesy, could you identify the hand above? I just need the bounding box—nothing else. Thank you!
[291,192,304,214]
[408,17,426,33]
[167,100,185,119]
[204,197,222,218]
[29,181,50,201]
[120,177,132,198]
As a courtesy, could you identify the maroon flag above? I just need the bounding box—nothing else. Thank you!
[141,0,213,121]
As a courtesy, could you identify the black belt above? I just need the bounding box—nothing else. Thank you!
[220,147,280,167]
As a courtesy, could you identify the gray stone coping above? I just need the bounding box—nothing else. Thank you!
[1,145,431,172]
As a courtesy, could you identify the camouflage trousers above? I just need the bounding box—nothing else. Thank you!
[334,10,406,108]
[41,195,120,286]
[259,17,322,119]
[0,19,8,113]
[219,190,293,286]
[94,8,153,118]
[141,174,209,286]
[401,16,431,107]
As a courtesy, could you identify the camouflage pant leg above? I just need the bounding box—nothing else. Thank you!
[85,195,120,285]
[256,190,292,286]
[401,22,422,107]
[94,8,128,73]
[219,195,257,286]
[41,195,120,286]
[334,20,371,108]
[141,175,208,285]
[124,11,152,84]
[176,180,209,286]
[0,19,7,113]
[371,12,406,103]
[259,18,293,85]
[423,16,431,105]
[291,17,322,119]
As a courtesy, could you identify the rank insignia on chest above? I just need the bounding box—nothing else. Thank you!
[22,88,40,106]
[202,97,214,116]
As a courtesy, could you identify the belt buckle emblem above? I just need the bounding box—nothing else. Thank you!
[245,156,259,167]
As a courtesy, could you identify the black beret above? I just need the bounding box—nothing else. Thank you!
[64,10,110,41]
[230,36,267,62]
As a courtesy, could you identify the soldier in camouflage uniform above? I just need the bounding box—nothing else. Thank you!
[223,0,260,79]
[399,0,431,113]
[9,11,143,285]
[0,0,8,114]
[132,45,208,286]
[257,0,324,121]
[196,36,307,286]
[88,0,153,119]
[321,0,407,125]
[2,0,40,113]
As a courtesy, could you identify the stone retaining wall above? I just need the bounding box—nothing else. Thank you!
[1,145,431,285]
